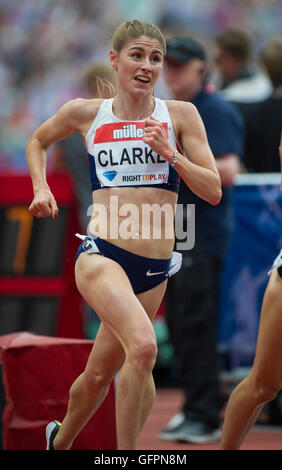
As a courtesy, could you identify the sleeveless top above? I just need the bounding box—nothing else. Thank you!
[85,98,179,193]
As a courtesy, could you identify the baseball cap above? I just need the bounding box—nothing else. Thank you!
[165,37,206,63]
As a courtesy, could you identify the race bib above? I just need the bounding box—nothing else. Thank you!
[89,122,169,187]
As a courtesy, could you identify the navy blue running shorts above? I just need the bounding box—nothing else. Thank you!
[75,233,182,295]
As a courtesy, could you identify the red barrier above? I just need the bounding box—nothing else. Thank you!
[0,332,117,450]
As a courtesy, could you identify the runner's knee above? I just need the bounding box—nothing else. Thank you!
[251,377,279,406]
[127,336,158,373]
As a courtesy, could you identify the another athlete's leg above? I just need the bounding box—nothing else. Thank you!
[53,322,124,449]
[221,270,282,449]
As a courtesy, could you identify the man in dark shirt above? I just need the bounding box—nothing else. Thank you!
[213,28,272,171]
[243,37,282,173]
[160,37,245,443]
[213,28,272,129]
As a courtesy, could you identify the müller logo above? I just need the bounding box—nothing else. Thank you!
[94,122,168,144]
[113,124,144,140]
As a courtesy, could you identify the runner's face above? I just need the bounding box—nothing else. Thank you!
[111,36,163,97]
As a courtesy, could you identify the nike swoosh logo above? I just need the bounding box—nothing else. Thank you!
[146,269,167,276]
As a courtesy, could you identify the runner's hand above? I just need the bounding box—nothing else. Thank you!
[29,187,59,219]
[143,116,174,162]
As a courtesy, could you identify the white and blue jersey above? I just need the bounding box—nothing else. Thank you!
[85,98,179,193]
[75,98,182,294]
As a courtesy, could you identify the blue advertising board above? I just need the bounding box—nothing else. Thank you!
[218,174,282,369]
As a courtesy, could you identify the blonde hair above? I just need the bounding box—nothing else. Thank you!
[112,19,166,55]
[85,63,116,98]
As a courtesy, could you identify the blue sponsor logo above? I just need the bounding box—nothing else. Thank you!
[103,170,117,181]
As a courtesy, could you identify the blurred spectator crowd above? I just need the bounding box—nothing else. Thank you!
[0,0,281,171]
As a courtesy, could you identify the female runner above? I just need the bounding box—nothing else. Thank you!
[221,133,282,449]
[26,20,221,450]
